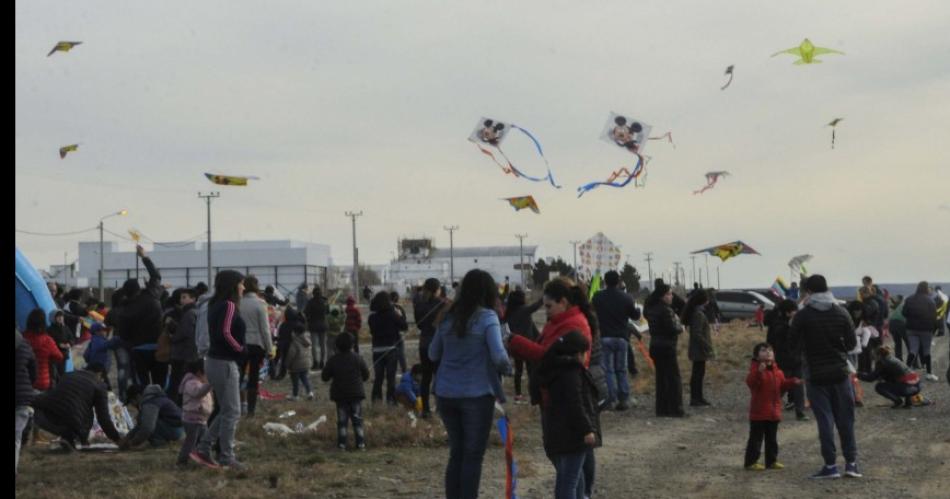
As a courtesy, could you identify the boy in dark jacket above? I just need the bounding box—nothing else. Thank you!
[536,331,601,499]
[83,323,120,391]
[120,384,184,449]
[322,333,370,450]
[744,343,801,471]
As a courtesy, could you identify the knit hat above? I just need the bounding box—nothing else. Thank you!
[805,275,829,293]
[550,330,590,356]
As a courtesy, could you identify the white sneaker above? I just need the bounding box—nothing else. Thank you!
[307,392,315,401]
[924,374,939,382]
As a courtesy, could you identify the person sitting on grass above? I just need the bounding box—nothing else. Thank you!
[744,342,802,472]
[322,333,370,450]
[30,363,122,451]
[857,346,925,408]
[119,384,184,449]
[395,364,423,413]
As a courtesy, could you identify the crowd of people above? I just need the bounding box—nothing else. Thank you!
[15,253,949,497]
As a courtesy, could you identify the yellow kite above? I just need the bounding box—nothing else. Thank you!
[59,144,79,159]
[204,173,259,186]
[771,38,843,64]
[48,41,82,57]
[502,196,540,214]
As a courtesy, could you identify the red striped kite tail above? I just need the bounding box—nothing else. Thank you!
[470,139,516,175]
[649,131,675,148]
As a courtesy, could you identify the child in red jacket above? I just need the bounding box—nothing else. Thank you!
[745,342,801,471]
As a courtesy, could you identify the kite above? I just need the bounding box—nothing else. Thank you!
[693,171,730,195]
[827,118,843,149]
[59,144,79,159]
[635,339,655,370]
[127,229,142,243]
[577,232,622,279]
[576,154,649,197]
[721,65,735,90]
[578,112,672,196]
[771,38,844,65]
[47,41,82,57]
[588,273,602,302]
[691,241,760,262]
[204,173,259,186]
[770,277,790,299]
[468,117,561,188]
[788,254,812,277]
[495,403,519,499]
[501,196,540,214]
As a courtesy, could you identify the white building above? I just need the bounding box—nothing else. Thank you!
[387,242,540,291]
[77,240,331,294]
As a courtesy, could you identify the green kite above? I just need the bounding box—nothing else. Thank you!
[771,38,843,64]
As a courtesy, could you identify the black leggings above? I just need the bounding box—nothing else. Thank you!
[514,359,526,396]
[745,421,779,467]
[651,347,683,417]
[690,361,705,402]
[419,336,437,413]
[240,345,266,415]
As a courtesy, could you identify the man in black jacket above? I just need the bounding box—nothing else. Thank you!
[118,245,166,388]
[592,271,641,410]
[31,364,122,451]
[305,287,330,370]
[168,289,199,405]
[789,275,860,480]
[16,330,37,475]
[902,281,939,381]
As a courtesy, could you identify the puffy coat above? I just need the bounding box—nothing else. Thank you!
[687,309,715,362]
[645,300,683,355]
[126,384,183,446]
[858,355,919,385]
[788,295,856,386]
[15,331,37,407]
[31,369,120,443]
[746,361,799,421]
[179,373,214,424]
[305,296,329,333]
[240,293,273,353]
[903,293,938,332]
[537,353,602,456]
[509,306,592,366]
[116,257,164,346]
[321,351,370,402]
[169,303,198,362]
[24,330,64,391]
[285,331,313,372]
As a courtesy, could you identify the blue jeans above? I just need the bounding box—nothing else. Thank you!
[601,337,630,404]
[291,371,312,396]
[550,450,587,499]
[437,395,496,499]
[807,379,857,465]
[336,400,365,447]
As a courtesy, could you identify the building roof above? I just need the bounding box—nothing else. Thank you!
[429,246,538,259]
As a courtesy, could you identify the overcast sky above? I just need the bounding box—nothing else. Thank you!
[15,0,950,288]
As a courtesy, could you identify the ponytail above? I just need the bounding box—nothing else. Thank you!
[544,277,599,339]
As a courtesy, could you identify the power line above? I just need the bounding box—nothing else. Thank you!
[16,227,98,237]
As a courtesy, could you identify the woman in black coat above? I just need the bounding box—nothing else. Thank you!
[645,284,685,417]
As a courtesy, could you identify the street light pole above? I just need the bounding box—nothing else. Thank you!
[346,211,363,302]
[199,192,220,284]
[644,252,654,285]
[515,234,527,288]
[444,225,458,285]
[98,209,128,301]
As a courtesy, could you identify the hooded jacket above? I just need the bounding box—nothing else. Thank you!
[126,384,183,446]
[344,301,362,334]
[179,372,214,424]
[15,331,37,407]
[536,352,602,456]
[31,369,120,444]
[285,331,313,373]
[305,295,329,333]
[789,292,856,385]
[746,360,799,421]
[322,350,370,402]
[858,355,919,385]
[24,330,64,391]
[903,292,938,332]
[644,298,684,355]
[116,257,164,347]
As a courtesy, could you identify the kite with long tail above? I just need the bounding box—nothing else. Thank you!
[693,171,729,195]
[469,117,561,188]
[495,402,519,499]
[721,65,735,90]
[826,118,843,149]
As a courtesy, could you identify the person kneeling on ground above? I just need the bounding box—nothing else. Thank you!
[857,346,923,409]
[120,384,184,449]
[395,364,423,413]
[537,331,602,499]
[30,363,122,451]
[744,343,802,471]
[322,333,370,450]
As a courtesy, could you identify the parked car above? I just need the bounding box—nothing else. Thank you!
[714,290,775,321]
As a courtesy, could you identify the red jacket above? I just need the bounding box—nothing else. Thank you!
[509,306,592,368]
[24,331,65,391]
[344,305,362,334]
[746,360,799,421]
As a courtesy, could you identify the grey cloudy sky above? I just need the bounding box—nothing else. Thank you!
[15,0,950,287]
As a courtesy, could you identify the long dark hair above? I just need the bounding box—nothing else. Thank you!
[26,308,47,333]
[681,289,709,325]
[211,270,244,306]
[243,275,261,295]
[446,269,498,338]
[422,277,441,302]
[370,291,393,313]
[505,290,527,322]
[544,277,599,339]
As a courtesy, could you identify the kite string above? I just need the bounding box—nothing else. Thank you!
[16,227,99,236]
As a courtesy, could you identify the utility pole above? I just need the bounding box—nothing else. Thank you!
[673,261,682,287]
[717,265,721,289]
[444,225,458,285]
[515,234,528,289]
[345,211,363,303]
[570,240,581,278]
[199,192,220,284]
[690,254,697,287]
[699,268,704,288]
[705,254,711,289]
[644,252,654,285]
